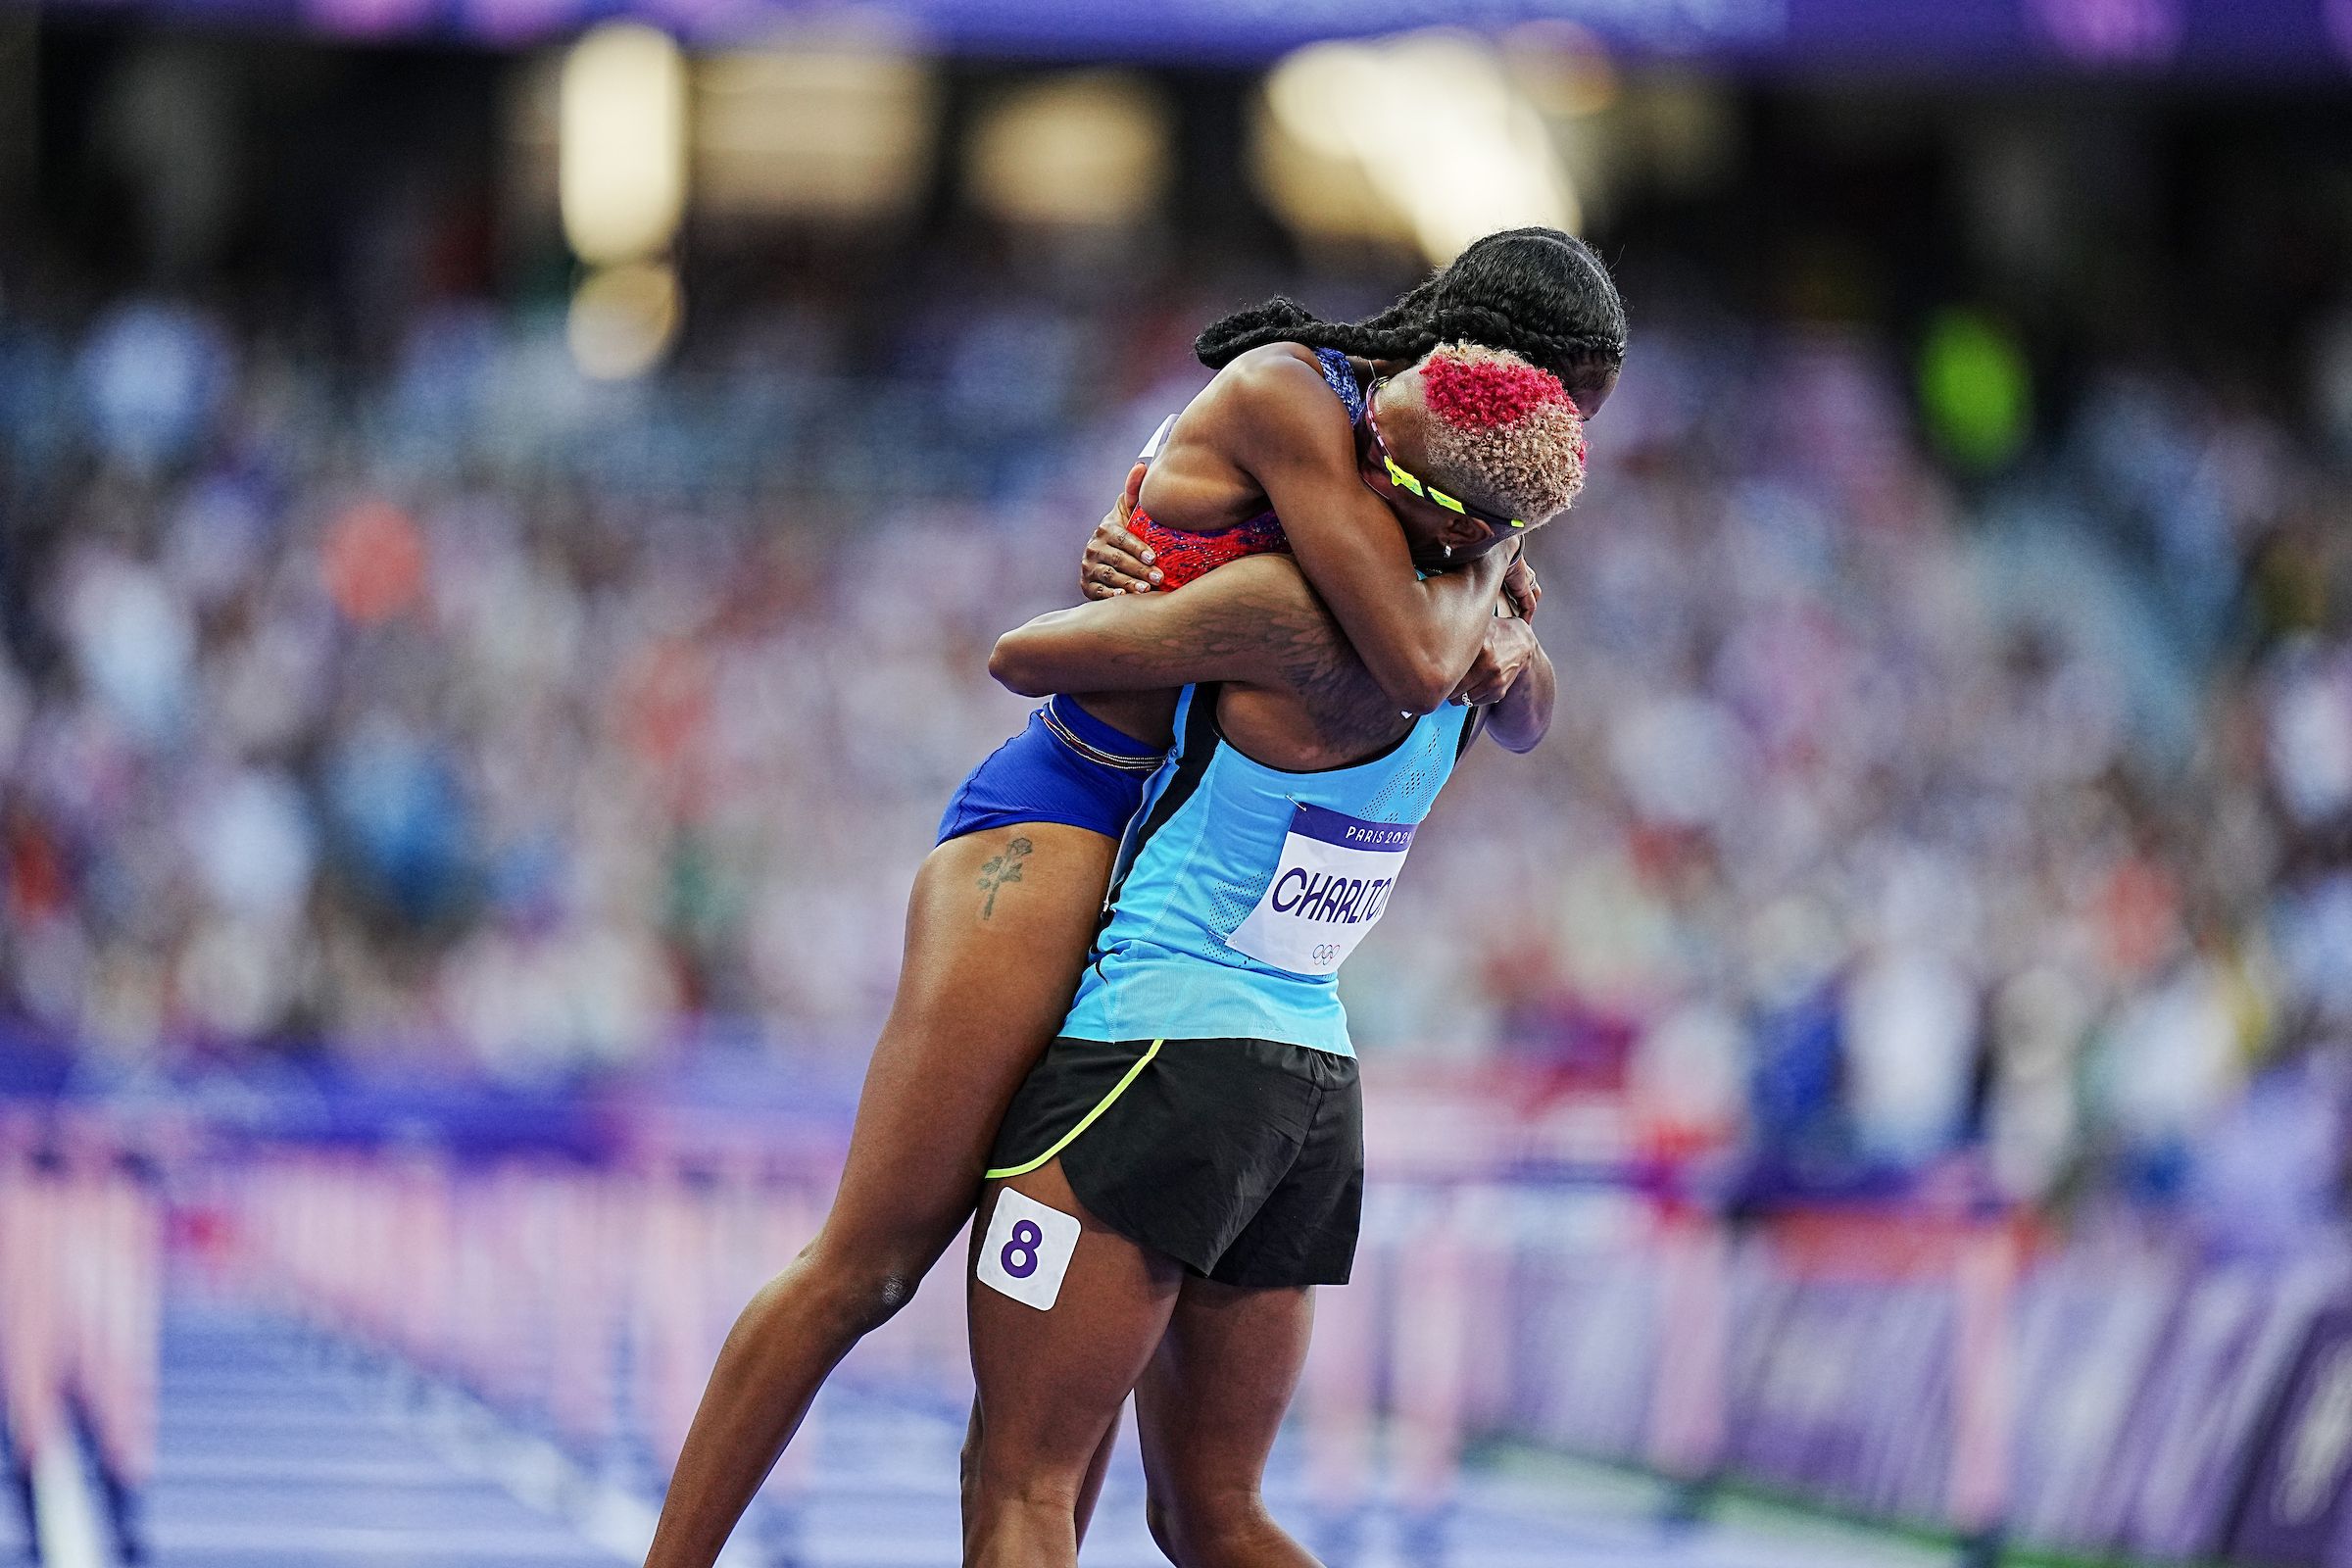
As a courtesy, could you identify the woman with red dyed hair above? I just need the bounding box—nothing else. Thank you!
[959,345,1593,1568]
[644,236,1620,1568]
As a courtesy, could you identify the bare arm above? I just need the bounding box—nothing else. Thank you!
[1223,351,1506,713]
[992,554,1343,699]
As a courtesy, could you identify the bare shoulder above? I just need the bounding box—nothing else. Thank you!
[1141,344,1340,532]
[1217,341,1341,407]
[1212,344,1357,460]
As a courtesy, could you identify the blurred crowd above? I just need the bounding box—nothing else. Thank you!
[2,268,2348,1231]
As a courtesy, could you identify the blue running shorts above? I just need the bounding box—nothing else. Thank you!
[936,694,1163,845]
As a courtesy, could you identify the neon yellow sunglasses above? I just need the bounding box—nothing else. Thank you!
[1361,376,1525,534]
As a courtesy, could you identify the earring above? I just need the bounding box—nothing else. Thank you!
[1442,544,1452,560]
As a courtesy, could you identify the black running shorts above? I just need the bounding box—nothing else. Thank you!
[986,1036,1363,1289]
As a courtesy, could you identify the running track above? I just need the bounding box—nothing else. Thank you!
[19,1305,1959,1568]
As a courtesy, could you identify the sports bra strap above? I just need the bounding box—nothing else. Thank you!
[1312,347,1367,424]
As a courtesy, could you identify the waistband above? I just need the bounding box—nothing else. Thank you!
[1043,694,1163,773]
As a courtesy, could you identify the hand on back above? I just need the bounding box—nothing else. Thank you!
[1082,463,1160,599]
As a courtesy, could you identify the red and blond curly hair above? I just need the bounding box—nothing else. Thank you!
[1415,342,1588,523]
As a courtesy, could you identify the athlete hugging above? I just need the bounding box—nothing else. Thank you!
[640,228,1626,1568]
[965,341,1588,1568]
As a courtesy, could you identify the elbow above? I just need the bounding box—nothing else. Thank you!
[1385,657,1458,716]
[1492,720,1547,755]
[1397,686,1453,718]
[988,634,1053,698]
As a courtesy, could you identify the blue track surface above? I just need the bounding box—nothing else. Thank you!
[135,1306,1936,1568]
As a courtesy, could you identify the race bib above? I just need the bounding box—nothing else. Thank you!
[976,1187,1081,1311]
[1225,803,1415,976]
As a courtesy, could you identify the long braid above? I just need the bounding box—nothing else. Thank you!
[1194,227,1626,390]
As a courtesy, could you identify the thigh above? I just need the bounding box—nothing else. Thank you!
[1135,1277,1316,1502]
[968,1160,1181,1486]
[820,825,1115,1261]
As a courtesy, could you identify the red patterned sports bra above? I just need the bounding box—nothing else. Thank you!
[1125,509,1290,591]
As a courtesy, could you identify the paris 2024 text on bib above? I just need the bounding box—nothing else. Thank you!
[1225,802,1415,977]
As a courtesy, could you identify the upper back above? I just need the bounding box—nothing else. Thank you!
[1187,552,1420,771]
[1063,681,1475,1055]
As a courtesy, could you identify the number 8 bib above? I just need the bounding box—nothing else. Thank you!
[976,1187,1082,1311]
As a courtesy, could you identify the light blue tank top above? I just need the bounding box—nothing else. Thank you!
[1060,684,1475,1058]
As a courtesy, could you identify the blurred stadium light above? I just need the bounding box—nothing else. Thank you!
[560,21,687,376]
[1257,30,1580,264]
[965,71,1172,228]
[559,22,686,268]
[694,41,937,223]
[566,257,682,380]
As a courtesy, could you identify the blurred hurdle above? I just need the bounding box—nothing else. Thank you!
[26,1090,2338,1568]
[1304,1192,2033,1563]
[1294,1072,2037,1567]
[192,1143,979,1555]
[0,1114,163,1568]
[215,1154,821,1448]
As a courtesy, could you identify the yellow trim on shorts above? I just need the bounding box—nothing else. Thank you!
[984,1039,1163,1180]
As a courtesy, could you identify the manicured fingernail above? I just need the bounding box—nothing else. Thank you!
[1149,569,1163,583]
[1140,550,1154,564]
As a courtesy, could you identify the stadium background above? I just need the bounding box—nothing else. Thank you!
[4,1,2352,1564]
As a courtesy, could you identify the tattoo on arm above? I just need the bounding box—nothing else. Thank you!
[1102,573,1360,702]
[976,836,1033,918]
[1030,561,1401,752]
[1178,585,1390,745]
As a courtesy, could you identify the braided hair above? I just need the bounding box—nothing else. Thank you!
[1194,227,1626,394]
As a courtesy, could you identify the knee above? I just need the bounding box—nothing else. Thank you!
[968,1459,1083,1520]
[1147,1485,1273,1568]
[788,1236,923,1339]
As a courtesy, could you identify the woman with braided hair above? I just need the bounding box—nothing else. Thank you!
[643,230,1621,1568]
[964,339,1592,1568]
[1193,225,1626,393]
[1082,224,1624,611]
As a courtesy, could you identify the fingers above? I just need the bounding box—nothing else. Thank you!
[1083,490,1160,598]
[1083,538,1159,598]
[1081,463,1157,598]
[1088,542,1157,589]
[1085,574,1154,599]
[1093,526,1155,573]
[1454,617,1537,702]
[1502,557,1542,620]
[1461,670,1516,706]
[1450,655,1510,707]
[1083,528,1161,599]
